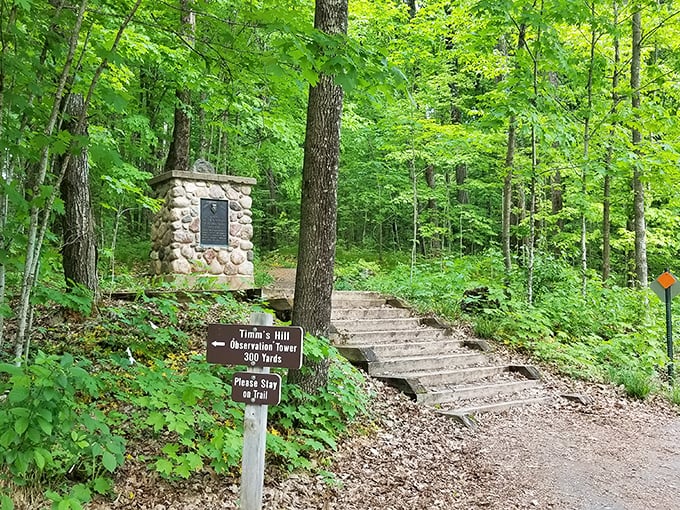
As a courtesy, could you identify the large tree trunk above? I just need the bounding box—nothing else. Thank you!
[631,9,648,287]
[60,93,98,299]
[163,0,195,173]
[288,0,348,394]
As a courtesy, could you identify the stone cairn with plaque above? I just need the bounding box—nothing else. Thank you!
[148,160,257,289]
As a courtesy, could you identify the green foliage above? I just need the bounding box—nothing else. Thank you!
[334,259,382,290]
[0,353,125,494]
[608,368,656,400]
[102,356,244,479]
[269,334,371,470]
[667,385,680,406]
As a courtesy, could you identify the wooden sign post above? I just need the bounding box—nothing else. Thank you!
[241,312,271,510]
[206,313,303,510]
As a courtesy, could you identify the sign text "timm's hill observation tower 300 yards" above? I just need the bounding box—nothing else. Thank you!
[206,323,303,369]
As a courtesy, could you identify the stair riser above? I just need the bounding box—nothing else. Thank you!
[369,341,468,358]
[367,354,488,377]
[440,397,551,421]
[331,299,387,308]
[333,318,422,333]
[331,329,453,345]
[331,308,411,320]
[417,366,508,386]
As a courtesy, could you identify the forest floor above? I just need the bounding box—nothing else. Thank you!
[85,270,680,510]
[91,366,680,510]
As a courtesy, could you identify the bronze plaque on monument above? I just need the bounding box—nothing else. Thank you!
[200,198,229,246]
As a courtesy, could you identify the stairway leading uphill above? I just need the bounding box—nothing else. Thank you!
[329,291,550,427]
[264,273,550,426]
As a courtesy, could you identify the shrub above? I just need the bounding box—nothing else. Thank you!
[0,353,125,497]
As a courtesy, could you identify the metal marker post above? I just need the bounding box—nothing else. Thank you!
[241,312,272,510]
[665,285,674,382]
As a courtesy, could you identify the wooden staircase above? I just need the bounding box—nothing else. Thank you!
[329,291,549,427]
[265,282,550,427]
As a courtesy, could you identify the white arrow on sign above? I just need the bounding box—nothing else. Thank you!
[211,341,226,347]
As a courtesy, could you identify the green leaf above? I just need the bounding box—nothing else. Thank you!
[14,417,29,436]
[101,451,118,473]
[33,449,46,470]
[154,458,174,476]
[7,385,29,404]
[37,417,53,436]
[146,412,166,432]
[92,477,113,495]
[0,493,14,510]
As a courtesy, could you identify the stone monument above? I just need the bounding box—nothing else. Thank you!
[148,163,257,289]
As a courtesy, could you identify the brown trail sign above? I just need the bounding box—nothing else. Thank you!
[207,323,303,369]
[206,314,304,510]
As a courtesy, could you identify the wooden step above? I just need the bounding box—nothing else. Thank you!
[417,379,542,406]
[331,307,412,321]
[439,397,552,428]
[332,317,422,333]
[336,339,469,362]
[331,327,455,345]
[367,352,488,377]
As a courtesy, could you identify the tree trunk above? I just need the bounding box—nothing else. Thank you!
[502,23,526,273]
[288,0,348,394]
[263,166,278,251]
[581,0,597,299]
[424,164,439,253]
[456,164,469,205]
[551,169,563,229]
[603,1,620,284]
[631,8,648,287]
[60,93,98,299]
[502,119,515,272]
[164,0,195,173]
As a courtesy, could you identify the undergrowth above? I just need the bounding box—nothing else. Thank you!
[0,290,371,509]
[341,250,679,401]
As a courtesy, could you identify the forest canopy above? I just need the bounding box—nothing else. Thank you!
[2,0,680,348]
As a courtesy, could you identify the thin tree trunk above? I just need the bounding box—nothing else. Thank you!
[0,4,17,350]
[502,23,527,273]
[410,144,418,276]
[502,119,515,272]
[60,93,99,299]
[424,164,439,253]
[581,1,597,299]
[527,12,542,306]
[631,8,648,287]
[603,2,620,284]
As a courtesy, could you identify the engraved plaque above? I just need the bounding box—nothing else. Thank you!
[200,198,229,246]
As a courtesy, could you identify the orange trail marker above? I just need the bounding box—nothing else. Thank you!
[657,271,677,289]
